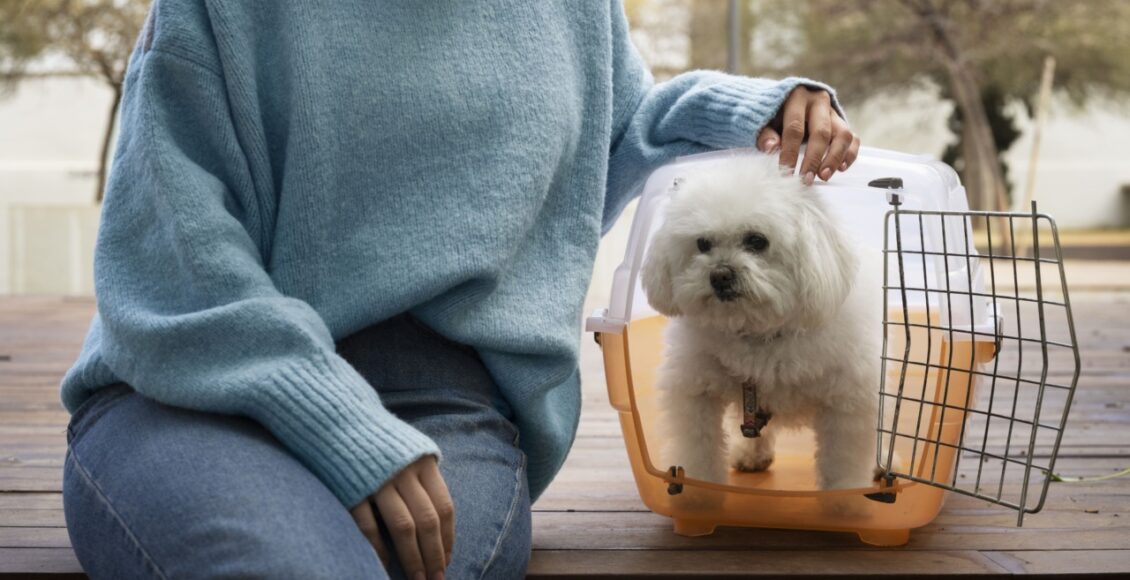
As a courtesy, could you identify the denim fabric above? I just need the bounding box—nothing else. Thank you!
[62,313,531,579]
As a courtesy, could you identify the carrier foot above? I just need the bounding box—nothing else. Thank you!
[857,528,910,546]
[672,518,717,537]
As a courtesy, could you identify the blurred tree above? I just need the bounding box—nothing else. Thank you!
[941,85,1023,195]
[741,0,1130,213]
[0,0,150,203]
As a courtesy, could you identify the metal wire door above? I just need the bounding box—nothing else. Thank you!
[875,184,1081,525]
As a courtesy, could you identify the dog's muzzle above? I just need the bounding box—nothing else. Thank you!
[710,265,739,301]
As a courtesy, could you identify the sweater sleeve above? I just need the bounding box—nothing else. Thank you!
[63,41,439,509]
[602,0,846,234]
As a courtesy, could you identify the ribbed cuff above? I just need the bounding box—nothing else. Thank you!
[242,350,441,509]
[686,75,846,150]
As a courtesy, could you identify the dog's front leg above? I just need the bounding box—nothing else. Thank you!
[813,401,879,490]
[658,379,729,485]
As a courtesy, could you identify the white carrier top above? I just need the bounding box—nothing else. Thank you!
[586,146,994,340]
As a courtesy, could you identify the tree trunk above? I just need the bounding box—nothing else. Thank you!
[960,118,982,209]
[95,85,122,203]
[907,0,1012,247]
[946,63,1008,214]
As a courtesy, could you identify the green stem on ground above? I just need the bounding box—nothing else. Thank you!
[1048,467,1130,483]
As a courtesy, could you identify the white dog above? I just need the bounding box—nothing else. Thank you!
[641,152,883,492]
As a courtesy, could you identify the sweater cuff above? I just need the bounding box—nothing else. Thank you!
[242,351,441,508]
[687,75,846,150]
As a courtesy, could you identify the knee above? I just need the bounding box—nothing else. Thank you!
[214,526,387,580]
[63,425,389,580]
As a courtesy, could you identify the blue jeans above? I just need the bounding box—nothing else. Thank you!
[62,312,532,579]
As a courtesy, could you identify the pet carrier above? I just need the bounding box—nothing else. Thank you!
[585,147,1080,546]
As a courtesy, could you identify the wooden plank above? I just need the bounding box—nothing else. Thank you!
[0,527,71,549]
[0,493,62,510]
[983,550,1130,575]
[0,548,83,576]
[0,466,62,493]
[530,511,1130,552]
[526,549,1008,577]
[0,509,65,527]
[535,479,1130,514]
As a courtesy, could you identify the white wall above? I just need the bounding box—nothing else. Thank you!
[0,75,114,294]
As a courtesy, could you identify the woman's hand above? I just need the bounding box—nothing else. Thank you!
[350,455,454,580]
[756,85,861,185]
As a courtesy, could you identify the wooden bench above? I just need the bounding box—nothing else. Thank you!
[3,295,1129,578]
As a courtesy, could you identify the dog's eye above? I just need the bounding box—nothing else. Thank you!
[696,237,712,253]
[744,233,769,252]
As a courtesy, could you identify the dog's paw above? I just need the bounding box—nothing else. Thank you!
[731,453,774,473]
[728,436,775,473]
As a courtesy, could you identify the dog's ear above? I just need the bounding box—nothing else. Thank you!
[793,195,857,329]
[640,224,683,317]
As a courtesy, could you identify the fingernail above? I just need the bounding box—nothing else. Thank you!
[820,167,832,181]
[840,161,849,171]
[803,171,815,186]
[764,137,778,152]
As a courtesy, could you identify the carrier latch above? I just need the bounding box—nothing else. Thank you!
[865,473,899,504]
[666,466,685,495]
[740,380,772,438]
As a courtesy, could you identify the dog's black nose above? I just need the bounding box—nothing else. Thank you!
[710,266,737,296]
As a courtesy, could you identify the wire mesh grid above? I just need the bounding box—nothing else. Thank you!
[876,196,1081,525]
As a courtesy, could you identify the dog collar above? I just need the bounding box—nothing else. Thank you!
[741,379,772,438]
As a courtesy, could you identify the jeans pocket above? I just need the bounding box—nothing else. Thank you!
[66,383,132,445]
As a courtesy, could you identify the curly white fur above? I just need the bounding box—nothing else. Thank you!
[642,152,883,491]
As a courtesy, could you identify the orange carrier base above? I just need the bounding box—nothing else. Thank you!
[597,314,997,547]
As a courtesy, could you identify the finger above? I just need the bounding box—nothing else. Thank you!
[800,95,833,185]
[350,498,390,566]
[820,123,853,182]
[756,126,780,153]
[842,134,862,170]
[418,462,455,566]
[777,89,809,171]
[397,478,447,579]
[377,488,426,580]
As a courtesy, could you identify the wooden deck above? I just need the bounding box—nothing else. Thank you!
[2,294,1129,578]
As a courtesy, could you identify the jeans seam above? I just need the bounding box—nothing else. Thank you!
[477,433,527,579]
[66,445,170,580]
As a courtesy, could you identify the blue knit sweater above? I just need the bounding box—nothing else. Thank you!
[60,0,841,509]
